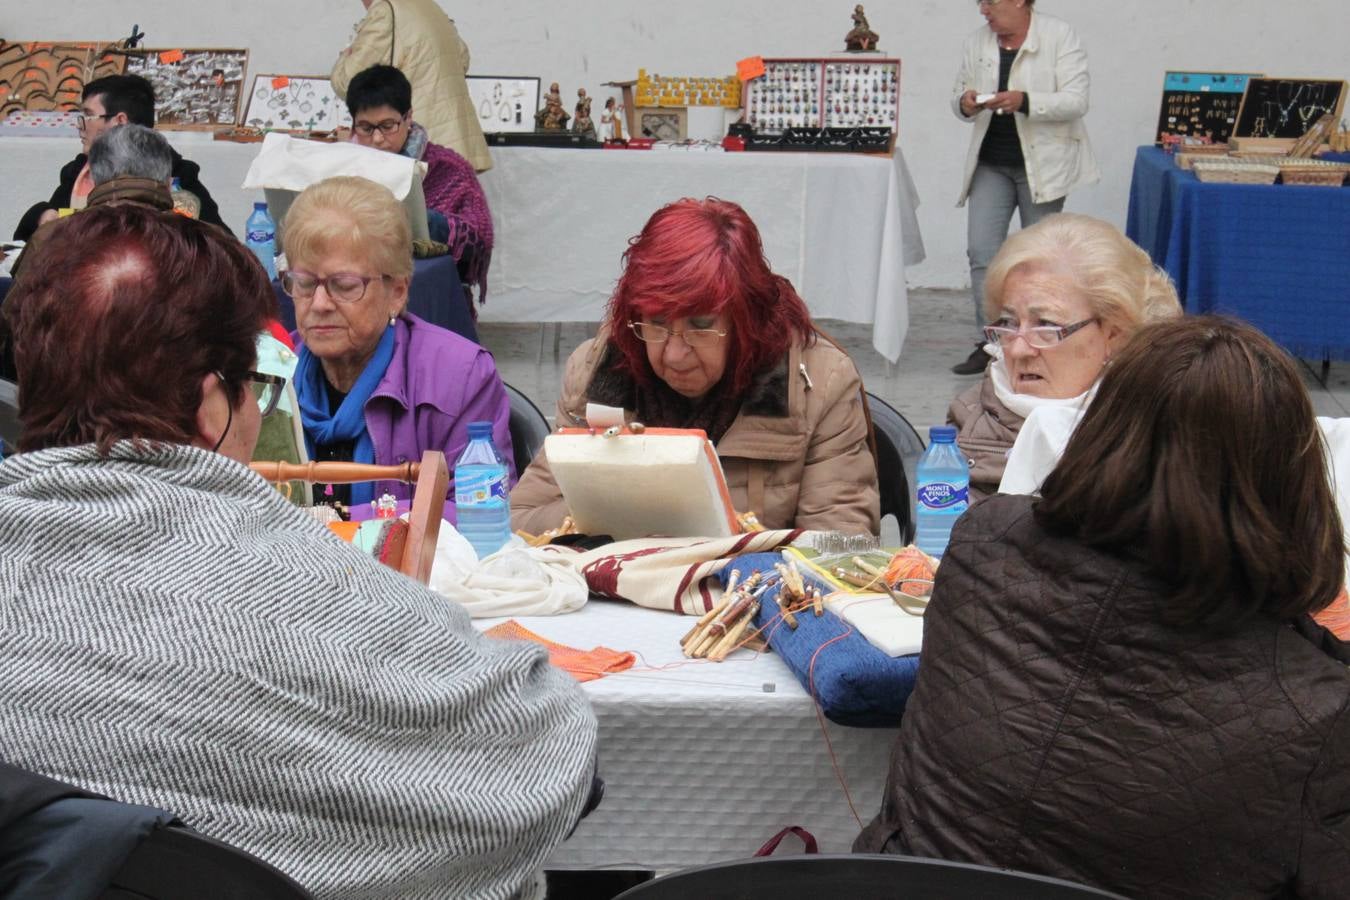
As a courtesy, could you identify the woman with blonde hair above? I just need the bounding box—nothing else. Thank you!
[947,212,1180,499]
[282,175,512,520]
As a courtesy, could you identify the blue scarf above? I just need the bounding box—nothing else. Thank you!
[295,324,397,509]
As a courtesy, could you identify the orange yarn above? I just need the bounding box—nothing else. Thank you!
[484,620,637,683]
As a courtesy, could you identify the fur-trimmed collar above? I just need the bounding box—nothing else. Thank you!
[584,343,791,419]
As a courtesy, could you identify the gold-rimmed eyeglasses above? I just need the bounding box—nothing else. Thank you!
[628,321,728,347]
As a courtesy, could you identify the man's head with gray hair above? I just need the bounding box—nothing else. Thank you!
[88,124,174,186]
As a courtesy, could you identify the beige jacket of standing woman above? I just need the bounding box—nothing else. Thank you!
[510,330,881,537]
[332,0,493,173]
[951,10,1099,205]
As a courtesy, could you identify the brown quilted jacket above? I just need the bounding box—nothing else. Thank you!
[509,329,879,536]
[857,494,1350,899]
[946,371,1023,502]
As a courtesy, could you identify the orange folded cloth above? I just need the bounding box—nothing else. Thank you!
[484,619,636,683]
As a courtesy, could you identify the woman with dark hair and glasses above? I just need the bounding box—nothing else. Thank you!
[511,197,880,535]
[281,175,512,521]
[859,315,1350,898]
[0,202,597,900]
[947,212,1181,500]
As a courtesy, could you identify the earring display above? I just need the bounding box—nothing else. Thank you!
[465,75,541,134]
[743,57,901,136]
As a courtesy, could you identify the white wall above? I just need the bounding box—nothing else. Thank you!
[4,1,1347,288]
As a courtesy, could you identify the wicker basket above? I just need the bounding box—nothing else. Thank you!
[1174,144,1230,169]
[1279,162,1348,187]
[1191,159,1280,184]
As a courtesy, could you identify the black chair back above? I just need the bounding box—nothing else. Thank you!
[503,382,551,476]
[104,824,312,900]
[865,392,925,545]
[613,854,1127,900]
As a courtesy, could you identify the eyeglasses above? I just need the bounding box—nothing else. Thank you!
[281,270,388,304]
[353,117,406,137]
[976,0,1004,6]
[628,321,728,347]
[983,317,1098,349]
[246,371,288,417]
[76,113,114,130]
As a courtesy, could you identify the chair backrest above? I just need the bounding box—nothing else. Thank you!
[250,450,449,584]
[104,824,312,900]
[0,377,18,452]
[865,392,925,545]
[613,854,1127,900]
[503,382,551,476]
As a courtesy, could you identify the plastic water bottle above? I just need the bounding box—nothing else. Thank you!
[914,425,970,560]
[170,177,200,219]
[244,201,277,279]
[454,421,512,559]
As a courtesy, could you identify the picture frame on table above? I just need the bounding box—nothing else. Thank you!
[466,75,540,133]
[242,74,352,133]
[635,106,687,142]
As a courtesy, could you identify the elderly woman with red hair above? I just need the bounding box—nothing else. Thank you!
[511,197,880,535]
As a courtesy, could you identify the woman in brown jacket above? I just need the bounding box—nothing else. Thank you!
[510,198,879,536]
[859,317,1350,899]
[948,213,1180,499]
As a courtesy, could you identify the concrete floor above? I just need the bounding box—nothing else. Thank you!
[479,287,1350,431]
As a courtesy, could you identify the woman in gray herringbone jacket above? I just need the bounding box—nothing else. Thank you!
[0,204,595,900]
[860,317,1350,899]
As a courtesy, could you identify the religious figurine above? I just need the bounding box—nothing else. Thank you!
[535,81,570,131]
[599,96,625,141]
[844,4,880,52]
[573,88,596,139]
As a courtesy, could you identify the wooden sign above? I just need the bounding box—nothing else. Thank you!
[0,41,126,116]
[1154,71,1261,145]
[242,74,351,132]
[1233,77,1348,140]
[124,47,248,129]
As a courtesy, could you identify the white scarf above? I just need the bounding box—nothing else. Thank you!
[985,342,1099,420]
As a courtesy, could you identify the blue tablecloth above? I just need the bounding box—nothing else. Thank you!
[273,254,477,344]
[1126,146,1350,360]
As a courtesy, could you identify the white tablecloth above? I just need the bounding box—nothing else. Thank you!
[475,600,897,871]
[477,146,925,362]
[2,137,925,360]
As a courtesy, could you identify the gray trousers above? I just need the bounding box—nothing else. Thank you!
[966,163,1065,332]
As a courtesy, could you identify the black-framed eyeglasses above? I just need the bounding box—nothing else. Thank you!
[628,321,728,348]
[246,371,287,417]
[983,317,1098,349]
[353,116,406,137]
[281,270,388,304]
[76,113,114,130]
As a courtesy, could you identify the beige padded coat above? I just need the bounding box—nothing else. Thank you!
[947,370,1024,502]
[510,331,880,537]
[331,0,492,173]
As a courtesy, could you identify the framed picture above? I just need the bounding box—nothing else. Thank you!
[242,74,352,132]
[124,48,249,129]
[466,75,540,133]
[635,106,688,141]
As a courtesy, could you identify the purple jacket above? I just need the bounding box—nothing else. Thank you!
[297,313,515,523]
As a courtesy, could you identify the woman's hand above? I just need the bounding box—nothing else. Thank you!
[959,90,981,117]
[984,90,1026,116]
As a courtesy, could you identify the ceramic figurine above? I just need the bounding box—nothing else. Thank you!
[535,81,571,131]
[573,88,596,139]
[845,4,880,52]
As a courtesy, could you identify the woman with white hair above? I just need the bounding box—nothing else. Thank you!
[948,212,1181,500]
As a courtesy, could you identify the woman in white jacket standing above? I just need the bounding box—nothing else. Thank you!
[950,0,1099,375]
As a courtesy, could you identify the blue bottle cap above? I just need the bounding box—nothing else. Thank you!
[467,421,493,439]
[929,425,957,443]
[253,201,267,211]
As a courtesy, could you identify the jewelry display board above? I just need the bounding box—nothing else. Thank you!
[1233,77,1347,140]
[1154,71,1263,145]
[242,75,351,132]
[634,106,688,141]
[466,75,539,134]
[743,57,901,136]
[124,48,248,130]
[0,40,126,116]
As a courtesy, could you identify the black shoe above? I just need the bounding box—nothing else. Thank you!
[951,343,992,375]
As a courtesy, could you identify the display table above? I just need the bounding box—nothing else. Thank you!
[476,146,926,363]
[1126,146,1350,360]
[473,600,898,870]
[2,136,926,361]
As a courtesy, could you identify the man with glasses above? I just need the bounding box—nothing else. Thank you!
[344,64,493,302]
[11,74,225,242]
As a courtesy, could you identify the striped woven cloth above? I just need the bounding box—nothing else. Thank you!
[0,442,597,899]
